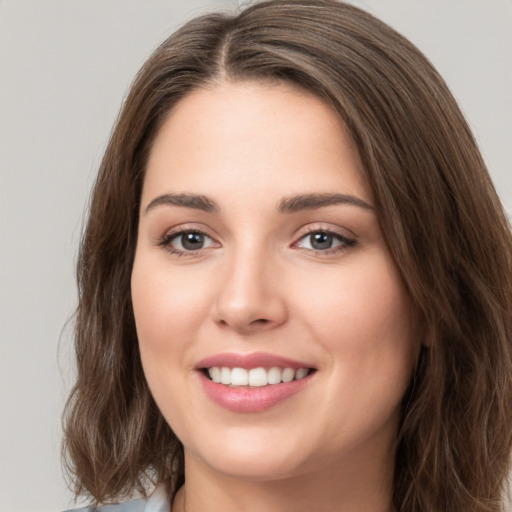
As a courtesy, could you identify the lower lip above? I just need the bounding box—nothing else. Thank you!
[199,371,314,413]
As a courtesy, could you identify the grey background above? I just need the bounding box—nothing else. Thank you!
[0,1,511,511]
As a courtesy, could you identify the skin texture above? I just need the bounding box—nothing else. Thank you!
[131,81,417,512]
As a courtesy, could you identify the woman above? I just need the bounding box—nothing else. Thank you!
[62,1,512,511]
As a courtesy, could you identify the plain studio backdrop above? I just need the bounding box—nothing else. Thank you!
[0,1,511,511]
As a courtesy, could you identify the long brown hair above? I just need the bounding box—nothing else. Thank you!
[63,1,512,510]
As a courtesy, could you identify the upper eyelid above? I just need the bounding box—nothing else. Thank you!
[294,223,357,240]
[162,225,352,237]
[156,223,357,248]
[165,229,218,245]
[157,229,219,256]
[169,230,217,247]
[293,230,355,247]
[161,223,218,239]
[152,224,218,252]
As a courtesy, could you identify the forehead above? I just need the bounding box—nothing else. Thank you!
[143,80,370,207]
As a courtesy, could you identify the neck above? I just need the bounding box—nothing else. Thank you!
[172,448,395,512]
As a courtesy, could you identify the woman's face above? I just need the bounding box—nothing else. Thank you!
[131,81,417,481]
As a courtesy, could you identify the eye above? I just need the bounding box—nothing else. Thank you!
[158,229,218,255]
[294,230,356,252]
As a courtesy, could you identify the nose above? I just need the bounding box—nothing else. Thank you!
[213,246,288,335]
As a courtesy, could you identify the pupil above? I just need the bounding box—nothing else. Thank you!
[182,232,204,250]
[311,232,332,250]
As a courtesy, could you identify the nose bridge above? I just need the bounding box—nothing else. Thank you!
[214,236,286,332]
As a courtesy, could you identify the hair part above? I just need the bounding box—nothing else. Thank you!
[63,1,512,510]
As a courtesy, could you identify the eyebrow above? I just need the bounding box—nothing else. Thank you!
[278,193,374,213]
[145,192,373,214]
[146,193,219,213]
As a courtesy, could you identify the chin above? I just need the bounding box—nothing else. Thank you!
[203,452,306,482]
[185,427,315,481]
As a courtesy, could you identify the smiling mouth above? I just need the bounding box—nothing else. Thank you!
[203,366,315,387]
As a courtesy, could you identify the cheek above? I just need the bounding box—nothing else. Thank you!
[131,256,210,427]
[294,252,415,405]
[298,255,411,342]
[131,257,211,354]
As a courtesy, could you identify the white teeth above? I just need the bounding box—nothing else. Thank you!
[281,368,295,383]
[220,367,231,385]
[249,367,267,387]
[209,366,221,383]
[231,367,249,386]
[295,368,309,380]
[207,366,311,387]
[267,366,282,385]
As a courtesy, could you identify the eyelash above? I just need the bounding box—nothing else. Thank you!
[292,227,357,255]
[156,229,217,257]
[156,227,357,257]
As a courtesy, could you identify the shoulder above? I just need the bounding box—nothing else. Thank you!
[63,485,170,512]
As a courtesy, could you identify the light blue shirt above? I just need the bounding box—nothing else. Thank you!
[63,484,170,512]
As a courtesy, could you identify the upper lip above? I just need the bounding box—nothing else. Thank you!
[196,352,315,370]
